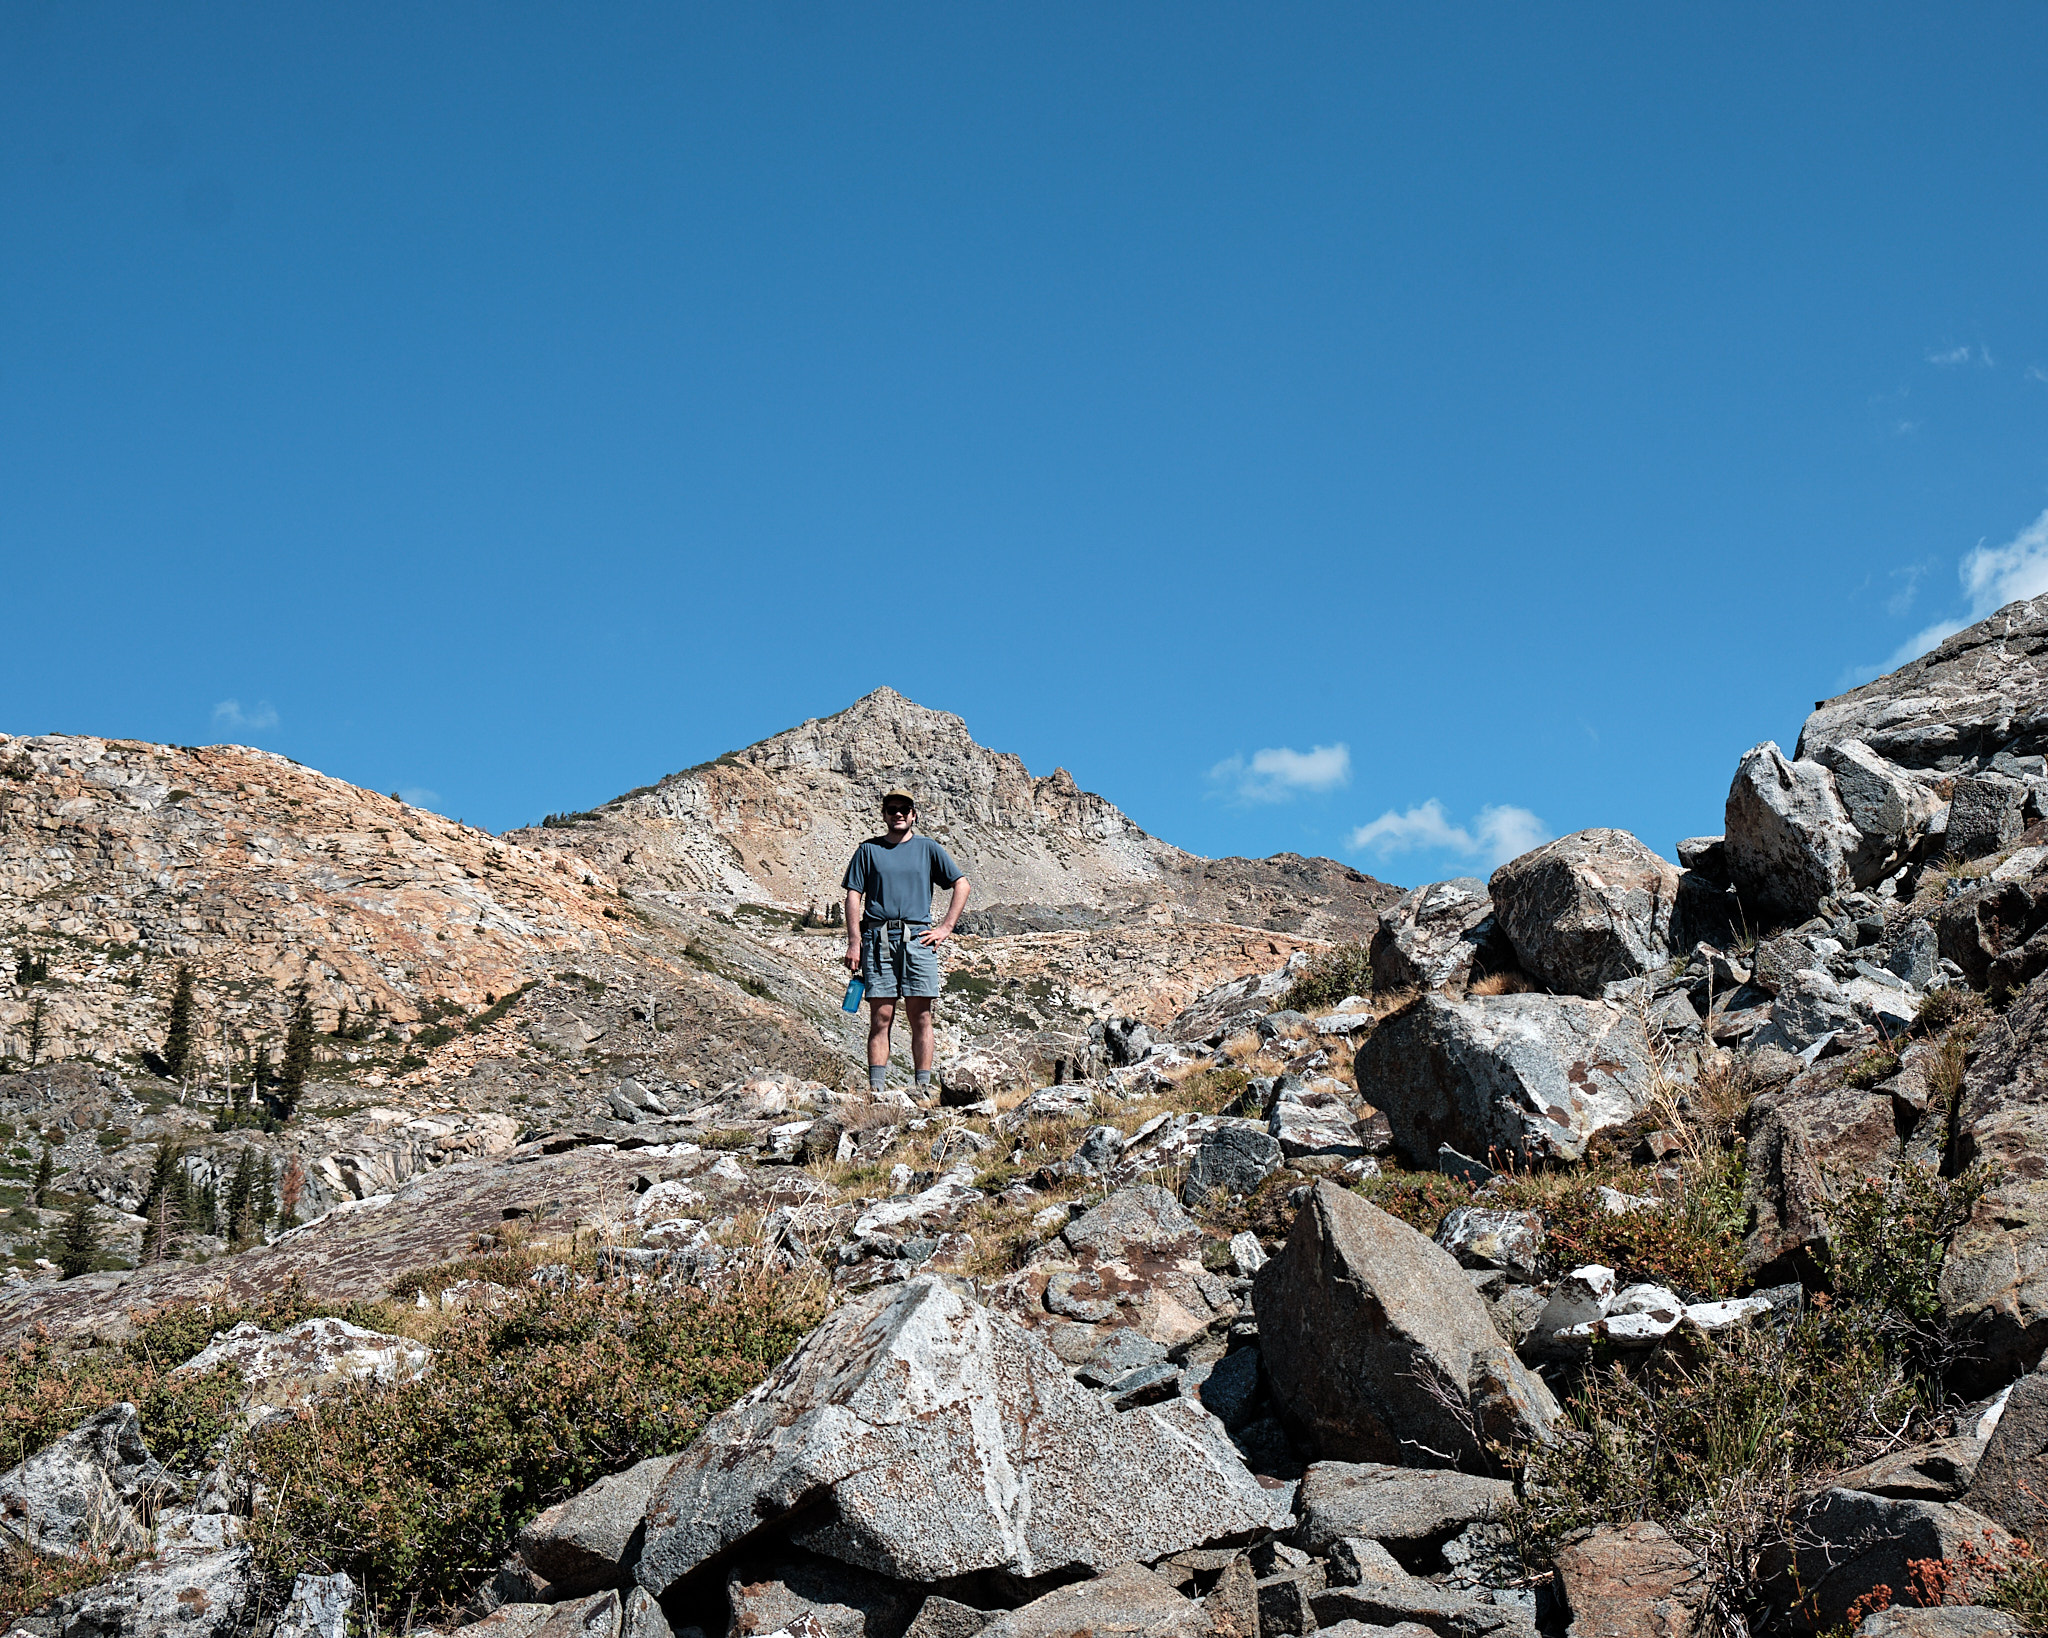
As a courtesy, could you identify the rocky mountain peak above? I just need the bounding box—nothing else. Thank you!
[510,690,1394,939]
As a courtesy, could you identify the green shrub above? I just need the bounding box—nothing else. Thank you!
[1277,943,1372,1014]
[242,1269,827,1621]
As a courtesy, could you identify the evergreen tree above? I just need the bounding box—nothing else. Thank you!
[164,965,196,1080]
[25,997,45,1069]
[254,1155,277,1232]
[333,1004,350,1041]
[30,1143,52,1208]
[56,1196,99,1278]
[225,1148,256,1246]
[277,991,315,1118]
[200,1178,220,1237]
[139,1144,190,1261]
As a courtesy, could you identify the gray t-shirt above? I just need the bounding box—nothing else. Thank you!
[842,835,965,924]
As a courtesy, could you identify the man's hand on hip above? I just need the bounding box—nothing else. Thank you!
[917,924,953,948]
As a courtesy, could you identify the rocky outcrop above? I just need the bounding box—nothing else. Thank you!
[1939,969,2048,1387]
[635,1275,1283,1597]
[0,732,623,1065]
[1368,880,1512,995]
[168,1316,431,1407]
[1253,1182,1557,1470]
[1489,831,1681,997]
[0,1401,174,1559]
[1963,1371,2048,1549]
[1725,743,1864,923]
[1351,993,1660,1167]
[1798,593,2048,772]
[49,1545,254,1638]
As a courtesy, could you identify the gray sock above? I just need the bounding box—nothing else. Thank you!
[915,1070,932,1087]
[868,1063,888,1093]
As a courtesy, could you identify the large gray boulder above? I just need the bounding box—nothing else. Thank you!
[1369,879,1513,995]
[51,1546,255,1638]
[1294,1462,1516,1556]
[514,1455,678,1596]
[0,1401,175,1559]
[1253,1183,1558,1470]
[1488,830,1681,997]
[1725,742,1862,923]
[1797,593,2048,772]
[635,1275,1283,1596]
[1809,739,1945,883]
[1940,969,2048,1388]
[1939,870,2048,993]
[1949,776,2027,860]
[1963,1370,2048,1549]
[1766,1491,2015,1630]
[1351,993,1659,1167]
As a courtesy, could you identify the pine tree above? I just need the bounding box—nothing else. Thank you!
[254,1155,277,1232]
[56,1196,99,1278]
[25,997,45,1069]
[225,1148,256,1246]
[277,991,315,1119]
[30,1144,52,1208]
[200,1179,220,1237]
[333,1004,350,1041]
[164,965,196,1080]
[139,1144,188,1262]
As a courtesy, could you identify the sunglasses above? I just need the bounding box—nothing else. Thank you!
[882,805,912,815]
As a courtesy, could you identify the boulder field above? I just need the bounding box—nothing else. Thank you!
[19,598,2048,1635]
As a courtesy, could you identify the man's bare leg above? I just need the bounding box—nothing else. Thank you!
[867,998,895,1092]
[906,997,935,1095]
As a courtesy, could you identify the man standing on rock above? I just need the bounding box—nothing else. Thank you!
[843,789,970,1097]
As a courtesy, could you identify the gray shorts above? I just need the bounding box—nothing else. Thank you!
[862,921,941,999]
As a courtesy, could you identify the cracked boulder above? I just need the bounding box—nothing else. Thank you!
[1489,830,1681,997]
[1369,879,1515,995]
[1253,1183,1558,1470]
[1351,992,1660,1167]
[1725,741,1863,923]
[634,1275,1285,1597]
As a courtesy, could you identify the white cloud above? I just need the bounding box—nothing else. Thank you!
[211,699,278,733]
[2027,365,2047,385]
[397,787,441,809]
[1928,344,1993,368]
[1883,506,2048,668]
[1348,799,1550,872]
[1208,743,1351,803]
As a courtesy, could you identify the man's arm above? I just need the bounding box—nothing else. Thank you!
[843,890,864,972]
[921,878,970,946]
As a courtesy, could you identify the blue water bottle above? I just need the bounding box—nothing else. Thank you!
[842,976,865,1013]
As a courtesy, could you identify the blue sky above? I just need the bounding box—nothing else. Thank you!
[5,6,2047,890]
